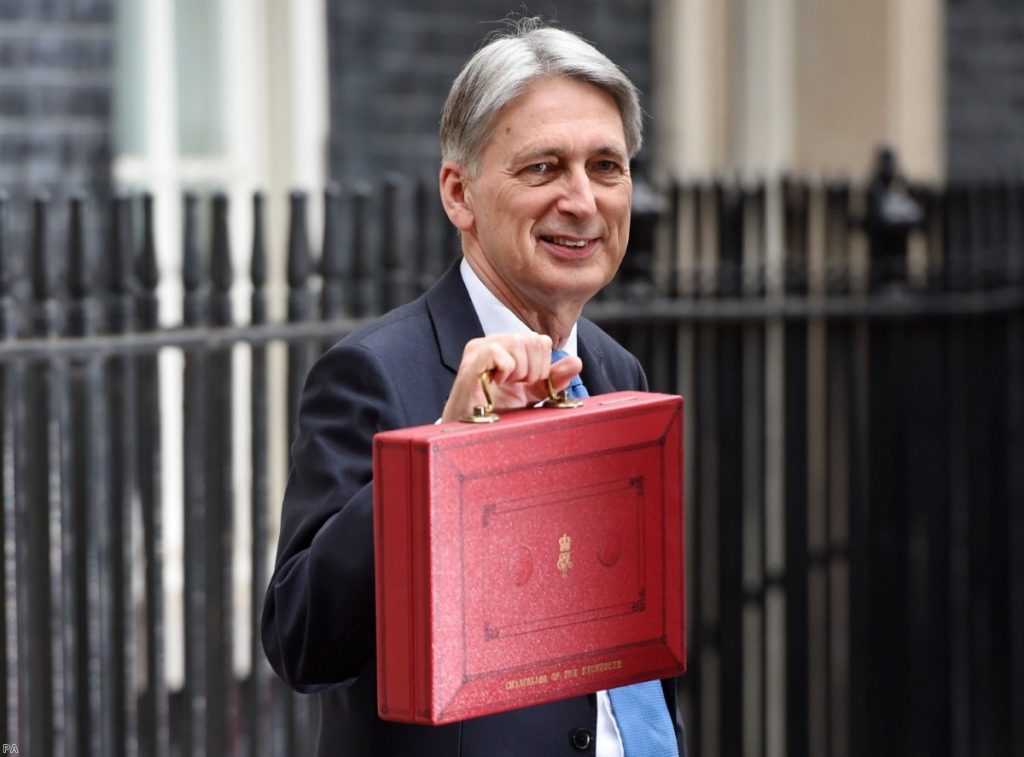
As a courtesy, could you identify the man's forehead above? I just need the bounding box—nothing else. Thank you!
[485,79,627,154]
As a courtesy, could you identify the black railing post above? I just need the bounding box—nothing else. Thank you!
[781,178,810,757]
[287,191,313,327]
[413,176,432,295]
[662,180,681,299]
[1006,195,1024,757]
[782,176,810,296]
[737,178,768,756]
[109,195,136,328]
[136,193,161,326]
[283,190,313,755]
[977,183,1001,289]
[65,194,103,757]
[31,195,60,336]
[246,191,273,757]
[820,178,858,756]
[683,178,721,757]
[205,192,235,757]
[709,180,745,757]
[350,183,376,316]
[251,192,268,326]
[1008,180,1024,289]
[209,193,233,327]
[380,175,410,311]
[320,183,347,319]
[943,183,968,293]
[905,313,954,757]
[645,177,676,392]
[0,191,22,749]
[135,193,169,757]
[183,192,205,327]
[914,185,944,293]
[68,194,103,333]
[107,193,139,757]
[864,268,911,756]
[286,189,314,435]
[824,181,851,295]
[22,193,65,756]
[181,191,209,757]
[0,192,12,339]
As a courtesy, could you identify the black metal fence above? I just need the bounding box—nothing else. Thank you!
[0,172,1020,756]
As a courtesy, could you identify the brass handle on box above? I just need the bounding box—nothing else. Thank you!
[459,370,584,424]
[542,378,583,409]
[460,371,500,423]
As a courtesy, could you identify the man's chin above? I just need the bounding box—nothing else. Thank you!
[536,269,612,303]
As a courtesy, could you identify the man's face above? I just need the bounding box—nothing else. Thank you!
[453,76,633,318]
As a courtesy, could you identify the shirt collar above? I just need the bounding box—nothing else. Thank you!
[460,258,578,356]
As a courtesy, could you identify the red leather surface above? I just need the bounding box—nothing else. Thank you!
[373,392,685,724]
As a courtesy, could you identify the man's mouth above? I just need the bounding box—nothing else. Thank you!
[542,236,591,249]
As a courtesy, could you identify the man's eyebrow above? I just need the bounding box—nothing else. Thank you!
[592,145,629,162]
[511,145,629,164]
[512,147,566,164]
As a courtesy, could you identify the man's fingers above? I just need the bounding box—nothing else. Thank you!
[495,332,551,384]
[466,333,552,385]
[484,343,517,385]
[442,333,575,422]
[492,334,529,384]
[527,333,553,384]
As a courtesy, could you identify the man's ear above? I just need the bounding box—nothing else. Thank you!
[439,160,475,231]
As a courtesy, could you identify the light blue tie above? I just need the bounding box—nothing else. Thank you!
[550,348,679,756]
[608,681,679,756]
[550,349,589,399]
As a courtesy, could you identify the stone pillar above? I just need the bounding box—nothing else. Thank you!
[651,0,730,178]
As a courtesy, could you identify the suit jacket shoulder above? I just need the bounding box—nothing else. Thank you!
[319,261,485,428]
[577,317,648,394]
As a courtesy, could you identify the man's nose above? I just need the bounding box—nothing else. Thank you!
[556,166,598,218]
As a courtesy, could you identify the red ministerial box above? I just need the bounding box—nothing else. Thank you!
[372,391,685,725]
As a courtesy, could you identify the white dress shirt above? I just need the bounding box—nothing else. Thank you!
[459,259,626,757]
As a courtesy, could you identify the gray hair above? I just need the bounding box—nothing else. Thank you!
[440,19,643,175]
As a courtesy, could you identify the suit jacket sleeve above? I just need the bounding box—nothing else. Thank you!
[261,341,407,690]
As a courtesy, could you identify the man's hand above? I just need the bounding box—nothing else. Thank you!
[440,333,583,423]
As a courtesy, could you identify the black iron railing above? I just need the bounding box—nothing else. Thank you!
[0,171,1020,756]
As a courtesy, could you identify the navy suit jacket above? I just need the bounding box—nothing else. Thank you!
[262,262,683,756]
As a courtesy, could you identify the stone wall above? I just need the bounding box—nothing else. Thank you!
[946,1,1024,179]
[0,0,115,287]
[326,0,652,182]
[0,0,114,192]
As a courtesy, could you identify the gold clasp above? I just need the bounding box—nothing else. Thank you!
[460,371,500,423]
[542,377,583,409]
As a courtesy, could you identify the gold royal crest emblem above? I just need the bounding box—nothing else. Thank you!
[557,533,573,577]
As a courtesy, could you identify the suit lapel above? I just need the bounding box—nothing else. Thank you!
[424,260,485,375]
[425,266,618,395]
[577,320,616,395]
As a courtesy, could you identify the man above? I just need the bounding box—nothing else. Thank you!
[263,19,685,756]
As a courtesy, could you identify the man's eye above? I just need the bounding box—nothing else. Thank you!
[525,162,552,174]
[592,160,621,173]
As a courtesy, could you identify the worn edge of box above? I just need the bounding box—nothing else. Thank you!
[375,433,435,722]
